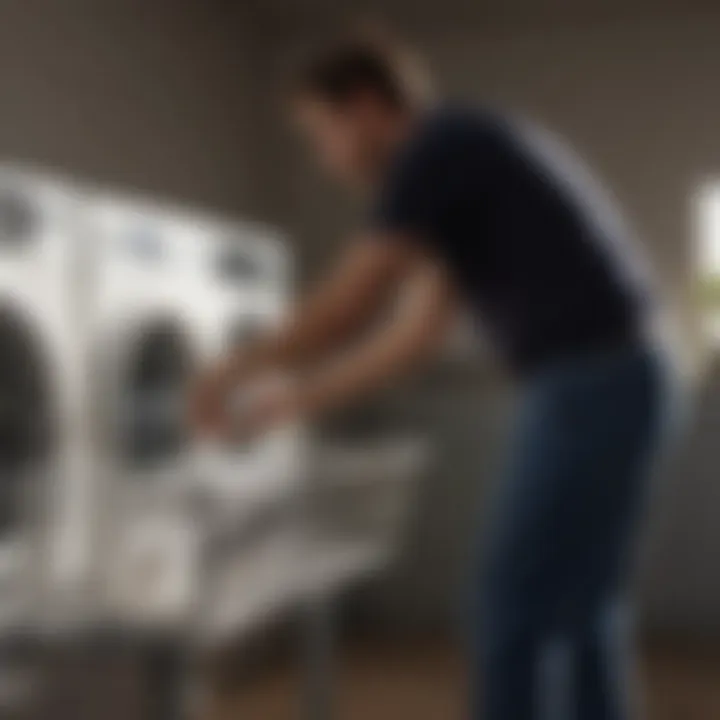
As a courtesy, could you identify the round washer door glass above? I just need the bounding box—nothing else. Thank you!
[121,323,193,471]
[0,309,53,533]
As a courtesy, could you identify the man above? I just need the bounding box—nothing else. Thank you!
[191,37,677,720]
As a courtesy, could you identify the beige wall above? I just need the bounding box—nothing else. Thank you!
[0,0,254,213]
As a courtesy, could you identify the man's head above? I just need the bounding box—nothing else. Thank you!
[292,36,432,188]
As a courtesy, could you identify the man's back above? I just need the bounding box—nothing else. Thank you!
[373,105,652,373]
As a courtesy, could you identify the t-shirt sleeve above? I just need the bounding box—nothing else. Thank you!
[370,119,467,245]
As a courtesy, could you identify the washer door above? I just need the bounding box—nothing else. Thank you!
[119,321,194,472]
[0,177,42,249]
[0,308,53,535]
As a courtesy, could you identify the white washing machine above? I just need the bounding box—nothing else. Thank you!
[86,196,303,637]
[85,195,211,630]
[0,166,88,632]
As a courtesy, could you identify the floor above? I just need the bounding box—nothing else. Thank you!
[208,636,720,720]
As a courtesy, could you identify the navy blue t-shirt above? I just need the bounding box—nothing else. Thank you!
[372,105,652,375]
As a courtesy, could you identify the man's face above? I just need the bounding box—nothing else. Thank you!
[294,94,399,189]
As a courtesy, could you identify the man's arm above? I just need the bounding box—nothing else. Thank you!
[298,253,454,417]
[191,234,423,434]
[221,236,416,379]
[237,251,455,436]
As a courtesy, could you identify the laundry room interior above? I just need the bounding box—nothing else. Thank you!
[0,1,719,718]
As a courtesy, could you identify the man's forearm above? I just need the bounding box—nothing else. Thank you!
[216,294,373,385]
[214,236,418,385]
[296,264,454,418]
[191,237,451,438]
[218,311,333,382]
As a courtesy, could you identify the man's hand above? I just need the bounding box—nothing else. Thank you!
[188,362,236,440]
[190,370,300,443]
[230,379,302,442]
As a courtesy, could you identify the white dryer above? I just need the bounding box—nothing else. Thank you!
[84,196,301,636]
[89,198,205,483]
[85,195,211,629]
[84,192,304,642]
[0,166,87,630]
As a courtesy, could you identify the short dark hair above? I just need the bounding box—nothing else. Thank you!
[293,35,431,111]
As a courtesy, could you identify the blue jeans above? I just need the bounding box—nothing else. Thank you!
[471,342,678,720]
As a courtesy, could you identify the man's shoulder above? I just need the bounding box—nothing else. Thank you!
[423,102,504,131]
[413,103,508,156]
